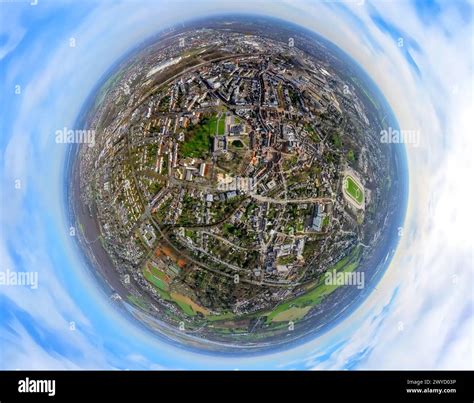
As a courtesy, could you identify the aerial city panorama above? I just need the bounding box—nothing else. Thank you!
[70,17,406,352]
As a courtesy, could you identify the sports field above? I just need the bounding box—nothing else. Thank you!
[344,175,364,205]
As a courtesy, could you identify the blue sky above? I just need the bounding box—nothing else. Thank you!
[1,0,472,369]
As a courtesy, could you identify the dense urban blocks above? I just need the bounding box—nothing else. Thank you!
[72,17,402,351]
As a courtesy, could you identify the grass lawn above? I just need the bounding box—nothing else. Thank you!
[180,114,227,157]
[174,299,195,316]
[206,311,237,322]
[208,116,218,135]
[208,114,226,136]
[143,267,169,291]
[180,118,213,158]
[271,306,312,322]
[218,117,226,135]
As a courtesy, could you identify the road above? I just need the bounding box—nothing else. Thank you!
[248,192,333,205]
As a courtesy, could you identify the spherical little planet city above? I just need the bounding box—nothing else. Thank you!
[71,16,406,352]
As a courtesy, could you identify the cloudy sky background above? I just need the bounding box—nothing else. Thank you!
[1,0,472,369]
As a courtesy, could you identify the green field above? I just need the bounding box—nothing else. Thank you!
[208,114,226,136]
[345,175,364,204]
[265,246,362,323]
[206,311,237,322]
[143,267,169,291]
[180,118,213,158]
[174,299,195,316]
[218,117,226,135]
[143,267,198,316]
[180,115,227,157]
[322,215,330,228]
